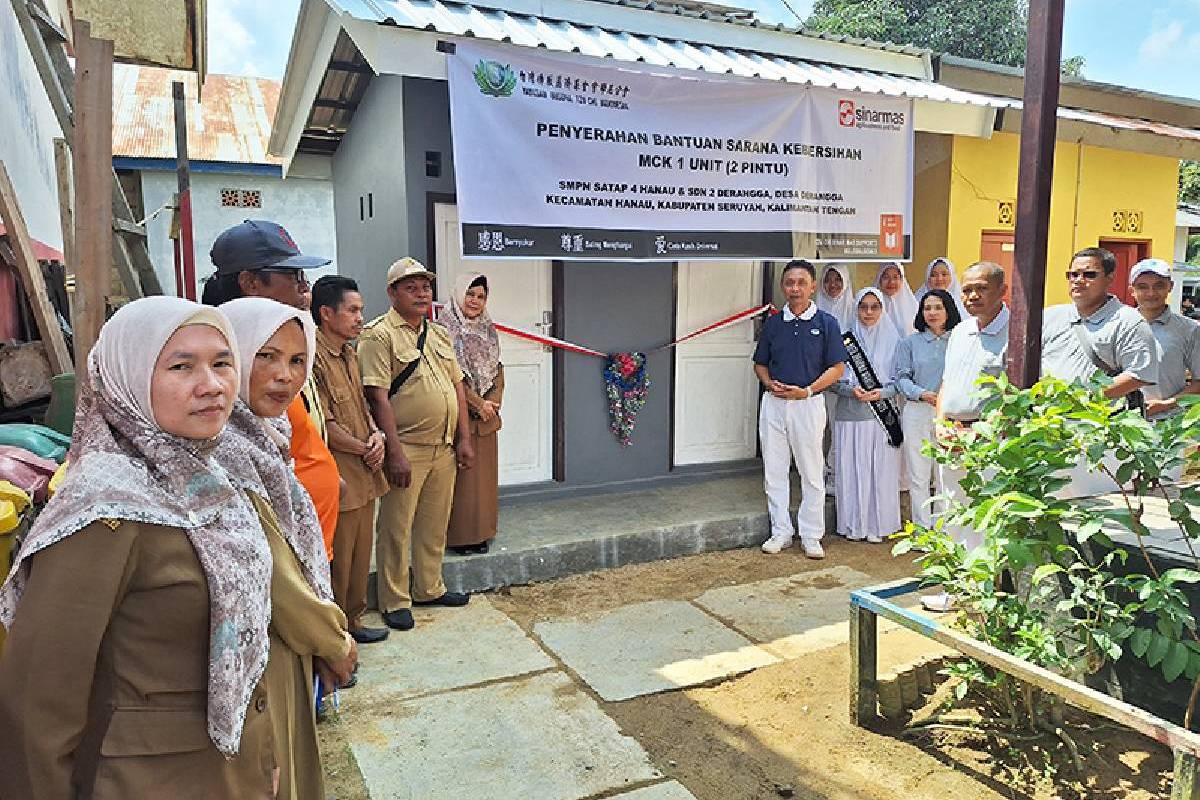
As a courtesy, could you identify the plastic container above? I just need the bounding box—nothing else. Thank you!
[43,373,76,437]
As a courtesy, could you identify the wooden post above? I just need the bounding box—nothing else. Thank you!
[0,163,72,375]
[849,603,878,726]
[1007,0,1066,388]
[172,81,197,301]
[1173,750,1200,800]
[52,138,79,362]
[71,20,114,362]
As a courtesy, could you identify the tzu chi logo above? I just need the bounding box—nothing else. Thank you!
[838,100,856,127]
[473,59,517,98]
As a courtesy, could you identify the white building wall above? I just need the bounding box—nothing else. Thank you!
[140,170,337,298]
[1,0,65,249]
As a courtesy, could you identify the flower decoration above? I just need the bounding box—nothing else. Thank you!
[603,352,650,447]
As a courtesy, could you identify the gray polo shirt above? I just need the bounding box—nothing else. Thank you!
[939,304,1009,421]
[894,330,951,401]
[1040,296,1157,387]
[1144,308,1200,418]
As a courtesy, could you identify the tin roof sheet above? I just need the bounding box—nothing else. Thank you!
[328,0,1200,143]
[112,64,282,164]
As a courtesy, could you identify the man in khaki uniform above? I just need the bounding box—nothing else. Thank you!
[359,258,475,632]
[311,275,392,646]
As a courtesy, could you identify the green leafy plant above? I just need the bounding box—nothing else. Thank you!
[894,376,1200,765]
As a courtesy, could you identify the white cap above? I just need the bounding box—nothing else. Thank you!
[1130,258,1172,284]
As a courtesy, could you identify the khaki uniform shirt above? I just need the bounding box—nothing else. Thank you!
[358,310,464,446]
[312,329,390,511]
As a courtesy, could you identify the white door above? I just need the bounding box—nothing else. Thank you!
[674,261,762,465]
[434,203,553,485]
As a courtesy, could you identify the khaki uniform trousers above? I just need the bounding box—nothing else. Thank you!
[376,443,456,612]
[331,502,376,630]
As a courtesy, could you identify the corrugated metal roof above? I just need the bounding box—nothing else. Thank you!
[338,0,930,55]
[328,0,1200,143]
[112,64,282,164]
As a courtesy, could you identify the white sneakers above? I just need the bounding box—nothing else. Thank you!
[762,534,826,559]
[866,535,884,544]
[761,533,792,554]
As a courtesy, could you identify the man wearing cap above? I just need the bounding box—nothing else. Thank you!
[205,220,343,558]
[1041,246,1158,497]
[1131,258,1200,427]
[359,258,475,632]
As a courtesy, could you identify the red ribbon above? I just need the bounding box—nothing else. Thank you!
[431,303,774,359]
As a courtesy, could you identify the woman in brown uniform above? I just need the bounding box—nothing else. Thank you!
[0,297,276,799]
[438,273,504,554]
[220,297,357,800]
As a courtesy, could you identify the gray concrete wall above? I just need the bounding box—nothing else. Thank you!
[142,170,337,298]
[402,77,457,269]
[561,263,674,486]
[332,75,410,320]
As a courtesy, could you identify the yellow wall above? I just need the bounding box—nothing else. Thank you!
[943,131,1179,305]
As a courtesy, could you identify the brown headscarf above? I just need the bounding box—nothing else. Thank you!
[0,297,272,756]
[437,272,501,396]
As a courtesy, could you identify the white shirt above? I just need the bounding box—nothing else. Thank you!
[939,304,1010,421]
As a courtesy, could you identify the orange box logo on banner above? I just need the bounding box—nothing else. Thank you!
[879,213,903,256]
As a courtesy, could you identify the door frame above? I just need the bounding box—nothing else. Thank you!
[427,193,560,485]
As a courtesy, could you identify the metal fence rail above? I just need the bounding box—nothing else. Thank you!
[849,577,1200,799]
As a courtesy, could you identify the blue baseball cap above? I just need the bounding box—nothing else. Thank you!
[209,220,331,275]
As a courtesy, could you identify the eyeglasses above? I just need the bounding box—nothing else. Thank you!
[1065,269,1102,282]
[260,268,310,287]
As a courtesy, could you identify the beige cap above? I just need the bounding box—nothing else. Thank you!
[386,257,433,286]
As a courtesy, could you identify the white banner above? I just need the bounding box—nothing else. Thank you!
[448,40,913,261]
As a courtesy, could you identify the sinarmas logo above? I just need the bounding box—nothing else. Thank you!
[474,60,517,97]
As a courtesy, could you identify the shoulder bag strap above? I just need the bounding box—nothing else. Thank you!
[388,320,429,398]
[1071,320,1119,377]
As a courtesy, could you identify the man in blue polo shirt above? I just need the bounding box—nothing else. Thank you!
[753,260,848,558]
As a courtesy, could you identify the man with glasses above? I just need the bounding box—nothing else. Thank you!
[359,259,475,632]
[204,220,343,560]
[1041,246,1158,497]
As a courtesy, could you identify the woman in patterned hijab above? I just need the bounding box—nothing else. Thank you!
[0,297,276,798]
[438,273,504,554]
[219,297,356,800]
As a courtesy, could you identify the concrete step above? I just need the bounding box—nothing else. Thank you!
[369,473,840,601]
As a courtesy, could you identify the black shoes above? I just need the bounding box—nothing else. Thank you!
[413,591,471,607]
[382,609,415,630]
[350,626,390,644]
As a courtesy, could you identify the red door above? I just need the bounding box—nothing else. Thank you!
[1098,239,1150,306]
[980,230,1015,301]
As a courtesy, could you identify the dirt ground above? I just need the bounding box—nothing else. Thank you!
[320,539,1176,799]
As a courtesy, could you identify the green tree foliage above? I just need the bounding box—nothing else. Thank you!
[806,0,1030,66]
[1060,55,1086,78]
[1182,160,1200,206]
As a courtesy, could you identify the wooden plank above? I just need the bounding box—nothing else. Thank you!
[71,20,113,362]
[7,0,74,142]
[52,138,79,365]
[0,163,72,374]
[112,218,146,237]
[172,81,196,301]
[110,173,155,297]
[850,604,878,726]
[1174,751,1200,800]
[853,586,1200,757]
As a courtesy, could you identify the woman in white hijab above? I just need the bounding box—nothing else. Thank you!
[219,297,356,800]
[830,288,903,543]
[816,263,855,494]
[916,257,969,318]
[875,262,918,336]
[816,263,855,332]
[0,297,276,798]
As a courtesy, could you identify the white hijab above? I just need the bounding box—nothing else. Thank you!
[218,297,317,410]
[916,257,968,319]
[848,287,902,387]
[816,263,855,332]
[875,262,918,337]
